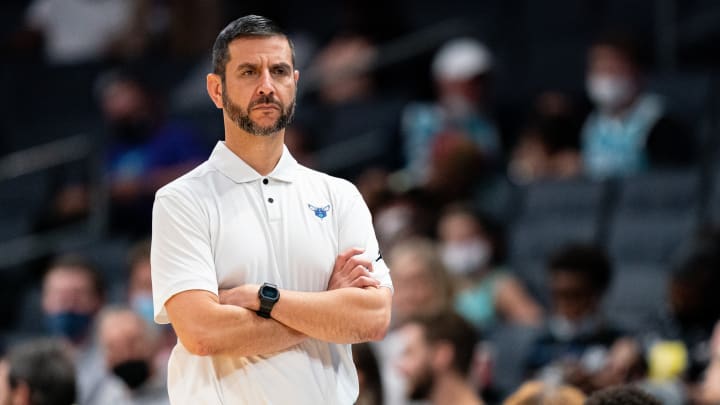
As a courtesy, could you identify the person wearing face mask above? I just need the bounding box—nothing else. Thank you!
[400,37,501,194]
[92,307,169,405]
[524,244,642,393]
[35,70,208,238]
[581,32,693,178]
[437,205,542,330]
[40,255,106,405]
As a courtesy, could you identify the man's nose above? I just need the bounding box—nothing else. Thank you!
[257,70,275,96]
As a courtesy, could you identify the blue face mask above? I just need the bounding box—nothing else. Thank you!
[131,293,155,325]
[45,312,93,342]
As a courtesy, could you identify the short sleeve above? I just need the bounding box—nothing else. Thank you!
[337,185,393,292]
[151,191,218,324]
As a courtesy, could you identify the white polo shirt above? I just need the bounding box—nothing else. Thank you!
[151,141,393,405]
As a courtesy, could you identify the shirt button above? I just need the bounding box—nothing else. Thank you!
[262,178,269,185]
[268,198,274,203]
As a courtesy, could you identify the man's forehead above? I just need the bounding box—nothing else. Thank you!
[227,36,293,65]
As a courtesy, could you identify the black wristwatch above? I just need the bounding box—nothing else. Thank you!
[257,283,280,318]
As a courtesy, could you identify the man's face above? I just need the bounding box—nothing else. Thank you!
[41,268,100,315]
[219,36,298,136]
[549,270,599,321]
[99,311,151,368]
[391,254,441,323]
[396,323,435,400]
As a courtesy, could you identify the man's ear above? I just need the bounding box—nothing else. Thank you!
[432,341,455,372]
[294,69,299,84]
[206,73,224,109]
[12,380,31,405]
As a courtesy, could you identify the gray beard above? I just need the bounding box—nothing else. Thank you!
[221,83,295,136]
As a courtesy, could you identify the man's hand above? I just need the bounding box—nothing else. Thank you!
[219,284,260,311]
[327,248,380,290]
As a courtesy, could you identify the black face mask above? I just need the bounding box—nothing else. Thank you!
[112,359,150,389]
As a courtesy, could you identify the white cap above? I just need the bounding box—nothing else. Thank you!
[432,37,493,81]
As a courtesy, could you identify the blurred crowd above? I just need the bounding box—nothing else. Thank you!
[1,0,720,404]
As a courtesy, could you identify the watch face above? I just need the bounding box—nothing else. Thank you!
[263,287,278,299]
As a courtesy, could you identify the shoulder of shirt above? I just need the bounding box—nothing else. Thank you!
[295,164,360,196]
[154,160,216,200]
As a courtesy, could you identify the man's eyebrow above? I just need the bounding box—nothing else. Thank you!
[271,62,292,70]
[235,63,258,71]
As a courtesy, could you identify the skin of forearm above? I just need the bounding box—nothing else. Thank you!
[166,290,305,357]
[225,285,392,344]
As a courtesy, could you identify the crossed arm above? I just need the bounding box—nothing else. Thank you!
[165,248,392,357]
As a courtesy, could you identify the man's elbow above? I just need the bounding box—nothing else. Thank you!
[178,329,219,356]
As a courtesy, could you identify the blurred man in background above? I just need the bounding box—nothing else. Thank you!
[396,310,483,405]
[41,255,105,405]
[93,307,169,405]
[0,338,76,405]
[401,37,501,200]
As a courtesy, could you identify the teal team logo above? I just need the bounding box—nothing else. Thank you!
[308,204,330,219]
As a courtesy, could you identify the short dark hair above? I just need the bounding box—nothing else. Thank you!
[46,254,105,300]
[212,15,295,79]
[548,243,612,294]
[590,30,648,70]
[7,338,77,405]
[585,385,661,405]
[411,311,479,375]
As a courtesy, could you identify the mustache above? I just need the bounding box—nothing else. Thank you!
[249,95,282,109]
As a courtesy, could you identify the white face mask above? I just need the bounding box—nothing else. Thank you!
[440,239,490,276]
[586,74,635,111]
[548,314,601,342]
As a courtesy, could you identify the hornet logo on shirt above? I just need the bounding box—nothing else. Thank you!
[308,204,331,219]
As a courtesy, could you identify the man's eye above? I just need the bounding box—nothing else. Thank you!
[241,70,256,76]
[273,68,288,75]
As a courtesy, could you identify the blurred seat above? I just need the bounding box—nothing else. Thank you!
[487,322,543,398]
[614,169,701,216]
[518,177,607,221]
[509,216,597,265]
[510,259,549,308]
[607,212,697,266]
[603,266,668,334]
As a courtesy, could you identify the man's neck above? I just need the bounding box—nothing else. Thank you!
[430,372,483,405]
[224,125,285,176]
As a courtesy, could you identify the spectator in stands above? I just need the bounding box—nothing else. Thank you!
[437,204,542,329]
[509,91,584,184]
[585,385,661,405]
[581,32,693,178]
[502,380,586,405]
[126,239,175,374]
[44,70,207,236]
[396,310,483,405]
[401,37,501,194]
[41,254,107,405]
[20,0,137,64]
[525,244,641,393]
[353,343,384,405]
[0,338,76,405]
[640,230,720,402]
[374,237,454,405]
[92,307,169,405]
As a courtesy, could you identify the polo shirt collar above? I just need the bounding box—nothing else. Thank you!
[210,141,298,183]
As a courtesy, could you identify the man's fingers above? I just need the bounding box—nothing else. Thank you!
[343,256,373,274]
[348,265,372,281]
[351,276,380,288]
[336,247,365,264]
